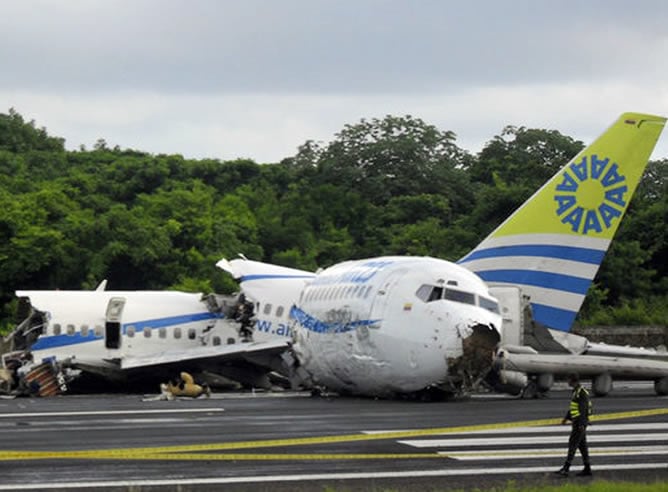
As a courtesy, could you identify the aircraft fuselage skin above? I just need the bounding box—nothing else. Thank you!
[286,257,502,397]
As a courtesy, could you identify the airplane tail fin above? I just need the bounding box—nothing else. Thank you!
[458,112,666,332]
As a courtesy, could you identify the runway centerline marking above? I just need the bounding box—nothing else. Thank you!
[1,407,666,462]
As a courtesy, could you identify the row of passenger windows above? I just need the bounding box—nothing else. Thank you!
[51,323,236,346]
[301,284,374,304]
[125,326,198,340]
[51,323,199,341]
[415,284,500,313]
[52,324,102,337]
[260,303,285,317]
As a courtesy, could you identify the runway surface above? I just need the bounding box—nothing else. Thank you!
[0,384,666,491]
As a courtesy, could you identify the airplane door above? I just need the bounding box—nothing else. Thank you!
[105,297,125,349]
[369,269,406,321]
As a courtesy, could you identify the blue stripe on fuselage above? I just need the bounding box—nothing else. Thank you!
[30,312,221,351]
[240,274,316,282]
[290,306,380,334]
[458,245,605,265]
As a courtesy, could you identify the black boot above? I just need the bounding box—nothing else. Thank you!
[576,465,592,477]
[554,463,570,476]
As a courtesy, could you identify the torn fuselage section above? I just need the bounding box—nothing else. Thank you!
[0,352,70,397]
[291,302,502,400]
[290,258,505,400]
[2,292,223,395]
[3,296,47,353]
[0,298,73,397]
[442,322,501,395]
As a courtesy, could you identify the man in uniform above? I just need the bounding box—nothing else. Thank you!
[234,294,256,342]
[555,373,592,477]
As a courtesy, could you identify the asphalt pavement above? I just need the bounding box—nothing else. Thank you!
[0,384,666,491]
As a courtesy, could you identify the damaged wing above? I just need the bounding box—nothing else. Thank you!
[122,338,289,371]
[119,339,295,390]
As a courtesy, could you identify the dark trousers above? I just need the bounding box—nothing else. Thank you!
[566,423,590,466]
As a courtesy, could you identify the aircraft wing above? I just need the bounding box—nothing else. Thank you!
[121,339,290,370]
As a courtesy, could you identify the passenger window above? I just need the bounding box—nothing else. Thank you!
[174,328,181,339]
[264,303,273,315]
[67,324,75,335]
[144,328,152,338]
[94,325,103,337]
[81,325,89,337]
[53,323,61,335]
[364,286,373,299]
[126,326,135,337]
[276,306,284,318]
[213,336,221,346]
[159,327,167,338]
[444,288,476,305]
[188,328,196,340]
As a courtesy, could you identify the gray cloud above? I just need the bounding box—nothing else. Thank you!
[2,0,668,162]
[3,1,668,93]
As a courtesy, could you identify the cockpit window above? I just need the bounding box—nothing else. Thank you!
[444,288,476,305]
[479,296,500,313]
[417,284,481,307]
[415,284,444,302]
[428,287,444,302]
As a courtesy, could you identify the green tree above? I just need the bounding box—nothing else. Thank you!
[0,108,65,152]
[468,125,584,188]
[290,115,474,210]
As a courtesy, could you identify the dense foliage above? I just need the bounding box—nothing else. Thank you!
[0,109,666,332]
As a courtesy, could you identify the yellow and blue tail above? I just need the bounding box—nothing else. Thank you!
[458,112,666,332]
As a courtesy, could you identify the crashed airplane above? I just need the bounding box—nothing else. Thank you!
[2,112,667,399]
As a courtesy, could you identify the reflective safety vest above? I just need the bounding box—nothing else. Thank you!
[569,385,592,421]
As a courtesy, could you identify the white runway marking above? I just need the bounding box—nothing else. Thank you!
[0,464,664,490]
[0,408,225,418]
[399,433,668,447]
[441,445,668,460]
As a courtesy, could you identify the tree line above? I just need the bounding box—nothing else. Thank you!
[0,109,666,332]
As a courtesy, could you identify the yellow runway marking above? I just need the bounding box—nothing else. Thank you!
[0,451,444,461]
[1,407,666,461]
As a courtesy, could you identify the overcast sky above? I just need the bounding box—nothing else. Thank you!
[2,0,668,162]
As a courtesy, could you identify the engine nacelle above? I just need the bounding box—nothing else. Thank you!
[536,373,554,392]
[497,370,528,396]
[655,376,668,396]
[592,372,613,396]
